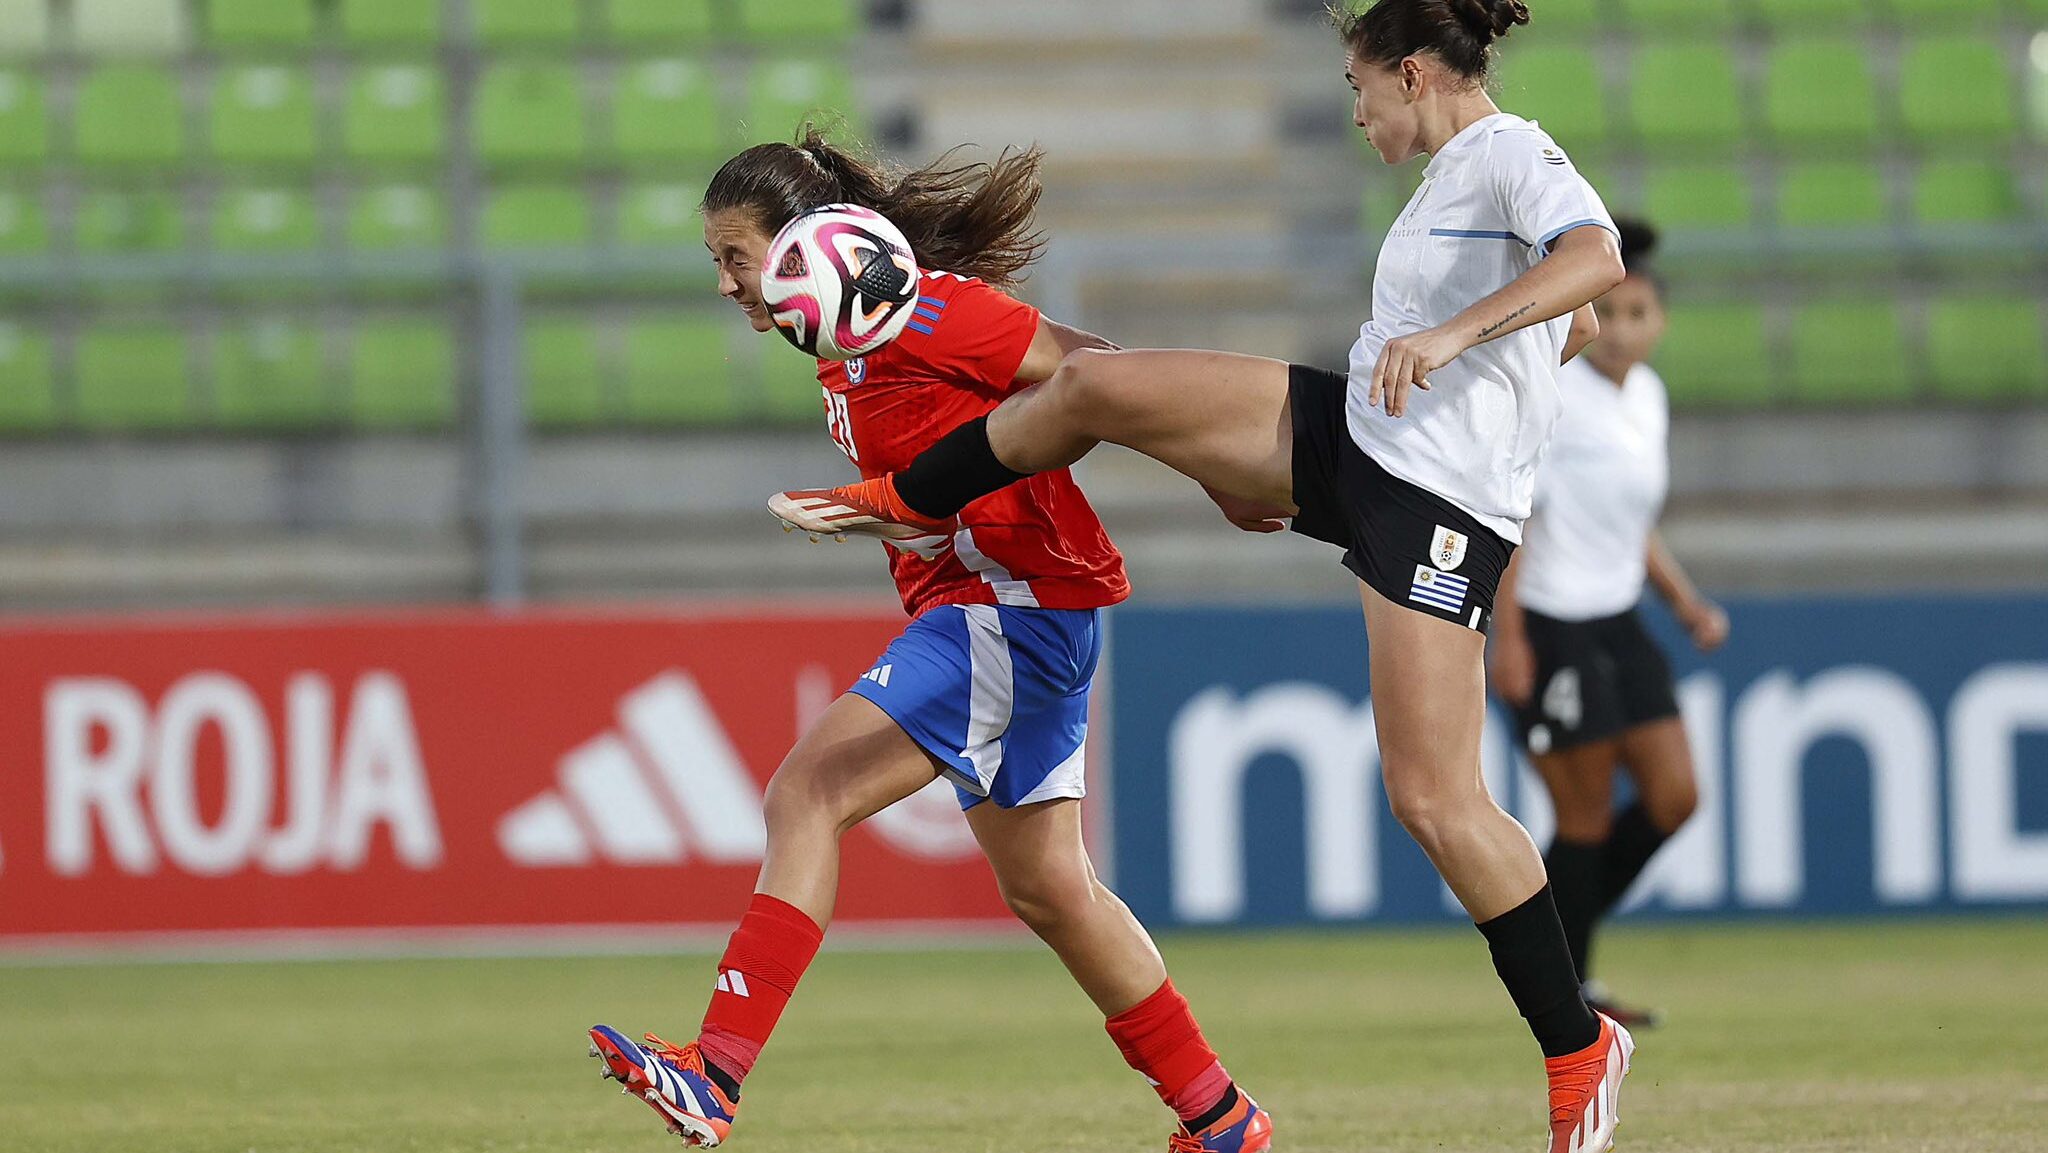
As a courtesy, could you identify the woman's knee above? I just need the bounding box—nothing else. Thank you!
[761,758,852,842]
[996,865,1100,936]
[1641,775,1699,834]
[1049,349,1134,429]
[1383,766,1488,855]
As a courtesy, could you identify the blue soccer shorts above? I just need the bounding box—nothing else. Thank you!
[847,604,1103,811]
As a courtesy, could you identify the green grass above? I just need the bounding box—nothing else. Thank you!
[3,920,2045,1151]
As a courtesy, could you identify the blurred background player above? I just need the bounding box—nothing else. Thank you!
[1489,218,1727,1029]
[770,3,1641,1149]
[589,133,1271,1153]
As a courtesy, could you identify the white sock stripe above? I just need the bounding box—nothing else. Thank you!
[727,970,749,997]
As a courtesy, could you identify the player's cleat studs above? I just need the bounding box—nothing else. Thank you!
[589,1044,600,1058]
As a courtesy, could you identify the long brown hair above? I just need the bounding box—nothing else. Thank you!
[702,129,1048,288]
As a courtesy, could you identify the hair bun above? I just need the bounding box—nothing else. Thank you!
[1451,0,1530,41]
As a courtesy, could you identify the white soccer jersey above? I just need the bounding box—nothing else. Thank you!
[1516,356,1671,621]
[1346,113,1616,543]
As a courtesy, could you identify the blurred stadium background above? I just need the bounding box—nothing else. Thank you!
[0,0,2043,607]
[2,2,2046,1150]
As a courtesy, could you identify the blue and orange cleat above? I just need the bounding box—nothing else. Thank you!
[1169,1089,1273,1153]
[588,1025,739,1147]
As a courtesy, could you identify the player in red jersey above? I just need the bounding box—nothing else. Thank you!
[587,133,1270,1153]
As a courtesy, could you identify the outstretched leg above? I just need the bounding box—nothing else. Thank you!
[968,797,1271,1151]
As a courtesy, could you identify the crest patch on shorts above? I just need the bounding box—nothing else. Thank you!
[1430,525,1468,572]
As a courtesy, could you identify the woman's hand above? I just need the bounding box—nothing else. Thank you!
[1205,486,1292,534]
[1369,325,1469,418]
[1679,597,1730,652]
[1488,629,1538,707]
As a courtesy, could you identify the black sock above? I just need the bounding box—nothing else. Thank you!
[892,416,1031,519]
[701,1057,742,1103]
[1544,837,1604,983]
[1596,802,1671,914]
[1476,885,1603,1058]
[1185,1083,1240,1134]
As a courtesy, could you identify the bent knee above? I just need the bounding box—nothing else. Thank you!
[761,761,851,840]
[1384,775,1488,852]
[1643,779,1699,834]
[998,871,1100,934]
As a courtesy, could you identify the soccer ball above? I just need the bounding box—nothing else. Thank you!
[760,204,922,361]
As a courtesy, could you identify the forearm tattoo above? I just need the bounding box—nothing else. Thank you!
[1477,302,1536,340]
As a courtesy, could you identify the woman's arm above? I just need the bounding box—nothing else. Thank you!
[1487,549,1538,706]
[1369,225,1625,417]
[1014,317,1120,384]
[1648,529,1729,652]
[1562,303,1599,365]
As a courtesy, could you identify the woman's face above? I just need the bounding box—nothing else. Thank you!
[1589,274,1668,373]
[703,208,777,333]
[1348,51,1425,166]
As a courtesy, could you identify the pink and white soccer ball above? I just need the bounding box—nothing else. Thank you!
[760,204,922,361]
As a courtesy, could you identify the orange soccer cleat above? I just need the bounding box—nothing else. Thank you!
[767,476,958,559]
[1545,1014,1635,1153]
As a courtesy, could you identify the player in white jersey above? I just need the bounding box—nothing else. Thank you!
[771,3,1634,1149]
[1490,219,1729,1030]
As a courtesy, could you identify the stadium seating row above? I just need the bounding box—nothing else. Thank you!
[1,296,2036,435]
[0,0,858,54]
[0,314,823,431]
[1503,35,2029,152]
[0,58,854,169]
[0,182,723,254]
[1533,0,2048,30]
[1658,297,2047,405]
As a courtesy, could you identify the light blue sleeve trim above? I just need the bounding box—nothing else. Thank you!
[1539,218,1618,252]
[1429,228,1533,247]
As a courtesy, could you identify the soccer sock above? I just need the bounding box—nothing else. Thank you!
[1543,836,1605,983]
[1476,886,1603,1059]
[891,416,1031,519]
[1595,802,1671,914]
[1104,979,1236,1124]
[695,893,825,1086]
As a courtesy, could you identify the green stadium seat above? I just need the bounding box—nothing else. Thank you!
[339,0,442,46]
[76,189,184,252]
[0,0,51,57]
[344,64,445,162]
[1615,0,1735,32]
[1746,0,1873,28]
[525,317,608,426]
[76,322,192,430]
[758,342,826,421]
[1899,37,2016,144]
[743,59,858,146]
[1764,40,1878,148]
[475,62,587,166]
[1913,161,2022,224]
[472,0,581,45]
[0,187,43,252]
[350,318,456,428]
[623,318,735,423]
[1888,0,2003,25]
[213,187,321,251]
[1628,45,1742,153]
[604,0,716,42]
[1655,302,1773,406]
[0,318,55,430]
[1788,300,1912,404]
[0,69,48,166]
[348,184,446,249]
[209,0,316,48]
[1777,161,1888,227]
[211,65,318,166]
[613,58,724,162]
[1644,165,1752,227]
[75,67,184,166]
[73,0,186,55]
[618,180,704,246]
[1500,45,1607,151]
[1925,298,2047,402]
[735,0,857,43]
[482,184,592,248]
[214,318,331,428]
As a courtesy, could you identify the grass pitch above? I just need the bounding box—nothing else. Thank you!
[2,919,2043,1152]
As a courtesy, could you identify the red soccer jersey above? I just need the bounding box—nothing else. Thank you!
[809,270,1131,619]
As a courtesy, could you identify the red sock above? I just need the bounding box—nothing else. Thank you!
[1104,979,1234,1124]
[695,893,824,1084]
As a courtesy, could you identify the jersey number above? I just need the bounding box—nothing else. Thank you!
[824,387,858,462]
